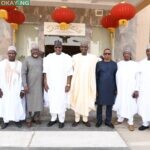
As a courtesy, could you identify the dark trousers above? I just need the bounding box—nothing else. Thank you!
[96,105,113,124]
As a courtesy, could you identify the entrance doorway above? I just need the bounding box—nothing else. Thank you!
[45,45,80,56]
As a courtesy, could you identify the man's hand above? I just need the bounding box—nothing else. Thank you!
[20,91,25,98]
[132,91,139,99]
[24,85,29,94]
[65,85,70,93]
[0,89,3,98]
[44,83,49,92]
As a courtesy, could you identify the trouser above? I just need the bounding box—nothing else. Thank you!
[96,105,113,124]
[26,111,40,122]
[117,115,134,125]
[142,121,150,126]
[2,116,21,123]
[51,112,65,123]
[75,112,88,122]
[3,119,19,123]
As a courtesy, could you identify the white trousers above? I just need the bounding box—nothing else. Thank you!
[117,115,134,125]
[75,112,88,122]
[142,121,150,126]
[51,113,65,123]
[4,119,19,123]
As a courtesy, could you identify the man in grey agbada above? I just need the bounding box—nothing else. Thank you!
[22,43,43,127]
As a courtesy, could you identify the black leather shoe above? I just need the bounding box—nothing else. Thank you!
[95,122,102,127]
[59,122,64,128]
[83,121,91,127]
[72,121,80,127]
[47,120,57,127]
[138,125,149,131]
[1,123,9,129]
[15,121,22,128]
[105,122,114,129]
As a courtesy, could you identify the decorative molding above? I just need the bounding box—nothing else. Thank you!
[44,22,85,36]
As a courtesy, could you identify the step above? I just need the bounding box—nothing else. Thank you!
[0,131,128,149]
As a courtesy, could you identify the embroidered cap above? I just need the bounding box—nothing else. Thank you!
[8,46,16,51]
[31,43,39,50]
[54,40,62,47]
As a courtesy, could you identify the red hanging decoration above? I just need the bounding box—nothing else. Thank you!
[101,14,118,32]
[6,9,25,44]
[0,6,16,11]
[6,9,25,29]
[51,6,76,30]
[111,2,136,26]
[0,6,16,20]
[7,9,25,24]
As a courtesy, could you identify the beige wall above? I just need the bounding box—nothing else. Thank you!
[15,24,111,58]
[91,27,110,56]
[136,5,150,61]
[16,23,39,60]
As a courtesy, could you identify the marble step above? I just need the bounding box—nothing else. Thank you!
[0,131,128,149]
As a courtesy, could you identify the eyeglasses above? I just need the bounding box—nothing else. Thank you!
[54,47,62,49]
[104,53,111,55]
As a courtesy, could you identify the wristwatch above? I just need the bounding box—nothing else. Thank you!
[66,84,70,87]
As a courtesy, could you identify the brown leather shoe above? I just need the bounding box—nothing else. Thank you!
[114,121,122,125]
[32,118,41,124]
[26,121,32,128]
[72,121,80,127]
[83,121,91,127]
[128,125,135,131]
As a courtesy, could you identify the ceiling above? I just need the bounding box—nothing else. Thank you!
[30,0,144,10]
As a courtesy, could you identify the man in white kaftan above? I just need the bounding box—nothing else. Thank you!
[0,46,25,129]
[138,45,150,130]
[70,41,99,127]
[43,40,73,128]
[113,48,138,131]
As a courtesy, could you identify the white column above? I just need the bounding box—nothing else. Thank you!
[0,19,12,60]
[135,5,150,61]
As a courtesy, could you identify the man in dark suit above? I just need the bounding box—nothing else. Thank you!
[95,48,117,128]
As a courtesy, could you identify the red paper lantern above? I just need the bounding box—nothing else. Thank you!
[6,9,25,43]
[0,6,16,20]
[6,9,25,29]
[101,14,118,32]
[51,6,76,30]
[111,2,136,26]
[0,6,16,11]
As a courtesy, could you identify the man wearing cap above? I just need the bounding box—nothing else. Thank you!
[0,46,25,129]
[137,45,150,131]
[43,40,73,128]
[22,43,43,127]
[70,41,99,127]
[113,48,138,131]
